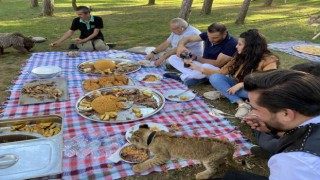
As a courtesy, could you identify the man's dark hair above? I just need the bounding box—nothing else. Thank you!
[76,6,91,14]
[207,23,227,33]
[244,69,320,116]
[290,62,320,77]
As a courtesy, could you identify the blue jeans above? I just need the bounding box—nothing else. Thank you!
[209,74,248,103]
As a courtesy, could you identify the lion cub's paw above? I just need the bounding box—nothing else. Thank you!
[196,171,213,180]
[132,164,145,173]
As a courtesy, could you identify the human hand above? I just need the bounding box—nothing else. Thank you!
[51,41,60,47]
[227,83,243,95]
[146,53,154,61]
[73,38,85,44]
[176,46,190,57]
[154,57,165,66]
[189,62,202,71]
[241,114,270,133]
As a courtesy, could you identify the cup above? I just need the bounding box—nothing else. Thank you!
[183,59,192,67]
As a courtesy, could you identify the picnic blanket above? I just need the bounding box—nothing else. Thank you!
[268,41,320,62]
[0,50,252,179]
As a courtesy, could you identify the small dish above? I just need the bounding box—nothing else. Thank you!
[136,73,162,83]
[125,122,169,143]
[31,66,62,79]
[138,60,155,67]
[163,89,196,102]
[67,51,80,57]
[119,144,150,163]
[108,53,130,59]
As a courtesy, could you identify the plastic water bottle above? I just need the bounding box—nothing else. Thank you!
[76,139,102,158]
[63,134,89,157]
[102,134,124,145]
[91,135,125,159]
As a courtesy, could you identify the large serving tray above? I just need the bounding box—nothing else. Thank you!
[75,86,165,123]
[292,45,320,56]
[77,58,141,75]
[19,78,69,105]
[81,76,136,92]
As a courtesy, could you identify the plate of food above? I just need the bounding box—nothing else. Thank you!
[163,89,196,102]
[82,75,135,91]
[119,144,150,163]
[108,52,131,59]
[67,51,80,57]
[125,122,169,143]
[138,60,155,67]
[136,73,162,83]
[292,45,320,56]
[77,59,141,75]
[19,78,69,105]
[75,86,165,123]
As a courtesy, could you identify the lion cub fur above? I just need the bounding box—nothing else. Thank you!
[129,125,237,179]
[0,33,34,55]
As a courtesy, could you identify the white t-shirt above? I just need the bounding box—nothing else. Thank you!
[167,25,203,57]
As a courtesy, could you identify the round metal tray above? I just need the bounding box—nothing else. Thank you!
[292,45,320,56]
[77,58,141,75]
[75,86,165,123]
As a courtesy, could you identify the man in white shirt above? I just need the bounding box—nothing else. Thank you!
[215,69,320,180]
[145,18,203,67]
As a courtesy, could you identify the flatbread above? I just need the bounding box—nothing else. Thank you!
[293,45,320,56]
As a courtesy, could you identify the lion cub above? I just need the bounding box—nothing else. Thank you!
[129,124,237,179]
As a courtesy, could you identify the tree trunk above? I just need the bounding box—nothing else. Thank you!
[235,0,251,24]
[30,0,39,7]
[42,0,54,16]
[72,0,77,10]
[264,0,273,6]
[200,0,213,15]
[179,0,193,21]
[148,0,155,5]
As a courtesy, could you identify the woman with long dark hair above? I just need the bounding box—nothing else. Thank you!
[189,29,279,118]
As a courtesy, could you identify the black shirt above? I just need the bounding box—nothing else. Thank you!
[70,16,104,40]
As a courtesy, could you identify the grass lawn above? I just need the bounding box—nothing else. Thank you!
[0,0,319,179]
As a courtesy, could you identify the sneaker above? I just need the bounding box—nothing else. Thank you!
[163,72,182,81]
[68,43,79,50]
[184,78,208,86]
[235,102,251,118]
[203,91,223,100]
[165,64,175,70]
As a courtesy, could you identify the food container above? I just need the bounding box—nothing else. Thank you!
[31,66,62,79]
[0,115,63,180]
[119,144,150,163]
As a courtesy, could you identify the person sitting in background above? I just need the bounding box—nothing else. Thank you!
[246,61,320,155]
[145,18,203,67]
[214,69,320,180]
[52,6,108,51]
[192,29,279,118]
[164,23,237,86]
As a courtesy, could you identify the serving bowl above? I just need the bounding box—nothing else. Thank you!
[31,66,62,79]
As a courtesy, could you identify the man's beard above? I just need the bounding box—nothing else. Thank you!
[265,121,286,133]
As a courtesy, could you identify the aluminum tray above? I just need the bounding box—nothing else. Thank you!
[81,77,136,92]
[0,115,63,179]
[77,58,141,75]
[75,86,165,123]
[19,78,69,105]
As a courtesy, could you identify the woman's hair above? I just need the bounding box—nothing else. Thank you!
[230,29,272,81]
[244,70,320,116]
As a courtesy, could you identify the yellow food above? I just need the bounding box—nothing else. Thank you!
[179,96,190,101]
[132,108,141,113]
[91,95,122,114]
[93,60,116,71]
[294,46,320,56]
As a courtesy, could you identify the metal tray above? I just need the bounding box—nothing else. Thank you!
[19,78,69,105]
[75,86,165,123]
[77,58,141,75]
[0,115,63,179]
[292,45,320,56]
[81,76,136,92]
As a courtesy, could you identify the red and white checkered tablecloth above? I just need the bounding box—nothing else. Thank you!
[0,50,252,179]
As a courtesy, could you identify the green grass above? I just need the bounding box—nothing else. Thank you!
[0,0,319,179]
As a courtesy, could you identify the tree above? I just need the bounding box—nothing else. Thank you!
[30,0,39,7]
[235,0,251,24]
[264,0,273,6]
[179,0,193,21]
[42,0,54,16]
[72,0,77,10]
[200,0,213,15]
[148,0,155,5]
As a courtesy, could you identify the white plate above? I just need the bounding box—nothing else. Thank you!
[31,66,62,79]
[108,53,131,59]
[125,122,169,143]
[163,89,196,102]
[145,47,155,55]
[138,60,155,67]
[136,73,162,83]
[118,144,150,163]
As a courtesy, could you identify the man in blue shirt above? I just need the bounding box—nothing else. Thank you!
[165,23,237,86]
[52,6,108,51]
